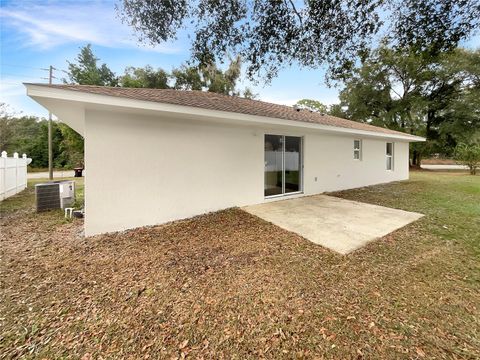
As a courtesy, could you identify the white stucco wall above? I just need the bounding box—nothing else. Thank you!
[84,110,410,236]
[84,110,264,235]
[303,133,409,194]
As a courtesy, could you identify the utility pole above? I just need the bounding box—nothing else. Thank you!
[48,65,53,180]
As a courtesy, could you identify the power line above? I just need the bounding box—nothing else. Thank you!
[0,81,30,86]
[1,64,69,75]
[1,63,45,70]
[40,76,59,81]
[1,70,67,83]
[0,72,45,79]
[43,66,69,74]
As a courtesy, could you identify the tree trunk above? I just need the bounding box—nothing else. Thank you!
[412,149,422,167]
[426,110,434,140]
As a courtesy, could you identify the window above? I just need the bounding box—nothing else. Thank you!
[353,139,362,160]
[386,142,394,170]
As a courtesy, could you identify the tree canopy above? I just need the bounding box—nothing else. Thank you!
[118,0,480,81]
[172,56,242,95]
[15,45,253,168]
[66,44,118,86]
[335,47,480,163]
[1,105,85,169]
[68,44,253,97]
[120,66,170,89]
[295,99,327,113]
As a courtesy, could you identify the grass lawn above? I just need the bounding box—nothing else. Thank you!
[1,171,479,359]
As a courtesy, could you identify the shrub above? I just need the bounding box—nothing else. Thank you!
[454,143,480,175]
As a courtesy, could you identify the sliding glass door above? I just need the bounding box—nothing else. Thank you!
[264,135,284,196]
[284,136,302,193]
[264,134,302,197]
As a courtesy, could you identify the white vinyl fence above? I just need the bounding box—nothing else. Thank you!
[265,150,300,171]
[0,151,32,201]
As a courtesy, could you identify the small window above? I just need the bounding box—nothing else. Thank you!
[353,139,362,160]
[386,142,394,170]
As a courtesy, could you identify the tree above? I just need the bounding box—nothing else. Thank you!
[431,49,480,153]
[1,102,83,169]
[172,56,242,95]
[295,99,327,113]
[172,65,203,91]
[122,56,253,97]
[242,88,258,100]
[57,123,84,168]
[454,142,480,175]
[327,104,347,118]
[118,0,480,81]
[204,55,241,95]
[338,47,432,132]
[388,0,480,57]
[335,47,480,164]
[0,103,15,151]
[66,44,118,86]
[0,104,49,167]
[336,49,412,139]
[63,44,119,168]
[120,66,170,88]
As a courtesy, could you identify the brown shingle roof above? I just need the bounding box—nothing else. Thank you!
[28,84,421,139]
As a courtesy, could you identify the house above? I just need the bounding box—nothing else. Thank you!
[25,84,425,236]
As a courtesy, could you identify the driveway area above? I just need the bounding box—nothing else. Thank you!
[27,170,75,179]
[243,195,424,254]
[421,164,468,170]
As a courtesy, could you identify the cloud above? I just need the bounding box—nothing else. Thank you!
[0,76,53,117]
[0,80,24,98]
[0,1,182,53]
[0,80,35,116]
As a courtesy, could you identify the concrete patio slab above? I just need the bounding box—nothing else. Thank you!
[243,195,424,254]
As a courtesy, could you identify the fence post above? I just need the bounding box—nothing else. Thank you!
[22,154,27,190]
[0,151,6,201]
[13,152,19,195]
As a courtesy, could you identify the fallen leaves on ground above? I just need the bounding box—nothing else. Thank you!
[1,172,479,359]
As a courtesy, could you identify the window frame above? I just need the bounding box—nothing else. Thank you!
[353,139,362,161]
[386,142,394,171]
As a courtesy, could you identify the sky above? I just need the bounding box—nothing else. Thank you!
[1,0,479,118]
[0,0,340,117]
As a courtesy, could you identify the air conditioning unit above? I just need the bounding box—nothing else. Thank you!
[35,180,75,212]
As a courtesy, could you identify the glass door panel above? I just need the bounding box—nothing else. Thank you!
[284,136,301,193]
[264,135,283,196]
[264,134,302,197]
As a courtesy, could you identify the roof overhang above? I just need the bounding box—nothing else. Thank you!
[25,84,426,142]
